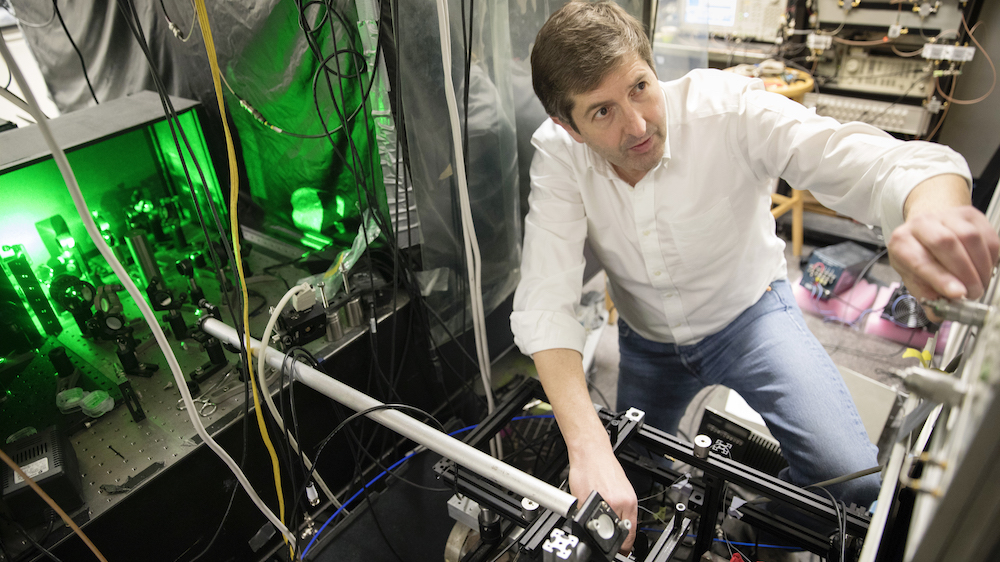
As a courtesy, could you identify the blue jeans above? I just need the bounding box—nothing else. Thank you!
[615,280,881,507]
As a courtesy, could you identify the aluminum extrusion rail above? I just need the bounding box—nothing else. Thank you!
[200,317,579,518]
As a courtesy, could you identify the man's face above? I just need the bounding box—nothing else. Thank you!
[553,55,666,186]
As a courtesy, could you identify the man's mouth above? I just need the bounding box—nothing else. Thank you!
[629,136,653,152]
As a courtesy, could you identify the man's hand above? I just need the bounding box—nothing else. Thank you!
[530,348,638,553]
[567,445,638,553]
[888,175,999,305]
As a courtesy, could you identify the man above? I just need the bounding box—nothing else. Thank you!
[510,1,999,552]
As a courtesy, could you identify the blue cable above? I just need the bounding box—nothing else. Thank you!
[301,414,555,556]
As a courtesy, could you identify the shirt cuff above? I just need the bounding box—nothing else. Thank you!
[881,151,972,233]
[510,310,588,357]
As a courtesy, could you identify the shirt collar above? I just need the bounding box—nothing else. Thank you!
[583,81,672,179]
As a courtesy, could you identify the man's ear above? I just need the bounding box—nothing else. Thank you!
[551,116,585,143]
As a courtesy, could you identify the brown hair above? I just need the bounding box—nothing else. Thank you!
[531,1,655,132]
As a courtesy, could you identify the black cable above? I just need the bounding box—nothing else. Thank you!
[329,405,437,466]
[290,3,492,532]
[807,485,846,562]
[280,348,318,561]
[156,0,195,41]
[51,0,98,105]
[501,422,562,466]
[247,288,267,317]
[280,330,435,510]
[457,0,475,382]
[114,3,261,558]
[274,351,306,561]
[381,0,466,423]
[283,349,327,507]
[116,0,251,367]
[358,469,407,562]
[302,0,459,429]
[318,4,384,329]
[0,513,63,562]
[313,1,419,418]
[294,403,446,529]
[225,55,379,139]
[856,75,928,125]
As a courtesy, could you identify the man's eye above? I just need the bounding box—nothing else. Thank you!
[636,81,646,91]
[596,107,609,118]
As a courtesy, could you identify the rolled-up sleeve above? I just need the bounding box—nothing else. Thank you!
[732,78,972,235]
[511,124,590,356]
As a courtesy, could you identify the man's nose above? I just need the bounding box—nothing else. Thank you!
[623,104,646,138]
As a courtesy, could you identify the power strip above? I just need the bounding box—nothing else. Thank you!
[804,92,930,136]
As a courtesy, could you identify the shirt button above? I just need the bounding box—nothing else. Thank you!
[643,230,650,236]
[654,271,662,277]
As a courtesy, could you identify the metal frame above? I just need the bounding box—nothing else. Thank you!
[434,381,871,561]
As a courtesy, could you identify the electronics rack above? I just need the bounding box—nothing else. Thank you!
[805,0,984,139]
[695,0,986,140]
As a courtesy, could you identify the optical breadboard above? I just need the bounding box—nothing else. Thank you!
[804,92,930,135]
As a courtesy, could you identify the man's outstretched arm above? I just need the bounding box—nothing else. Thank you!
[888,174,999,304]
[532,348,638,553]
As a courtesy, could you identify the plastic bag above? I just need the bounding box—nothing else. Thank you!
[299,209,382,302]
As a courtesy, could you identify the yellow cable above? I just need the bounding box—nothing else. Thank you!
[0,448,109,562]
[193,1,289,548]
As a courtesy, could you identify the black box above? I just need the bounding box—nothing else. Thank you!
[1,426,83,527]
[799,241,877,300]
[697,409,788,477]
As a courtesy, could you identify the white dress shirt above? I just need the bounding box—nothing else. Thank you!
[511,69,971,355]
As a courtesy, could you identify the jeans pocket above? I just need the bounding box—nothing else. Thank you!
[617,317,632,338]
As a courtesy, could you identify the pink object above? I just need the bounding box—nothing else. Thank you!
[863,283,950,354]
[793,278,880,324]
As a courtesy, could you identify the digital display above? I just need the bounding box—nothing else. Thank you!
[684,0,738,27]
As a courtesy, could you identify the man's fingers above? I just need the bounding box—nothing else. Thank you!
[910,218,983,298]
[890,230,964,301]
[951,209,1000,291]
[941,212,998,296]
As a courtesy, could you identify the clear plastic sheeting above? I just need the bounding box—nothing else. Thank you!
[13,0,387,251]
[652,0,710,81]
[300,209,382,304]
[396,0,521,344]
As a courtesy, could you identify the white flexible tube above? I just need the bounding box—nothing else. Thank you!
[0,34,296,549]
[0,85,39,117]
[204,317,579,518]
[433,0,500,456]
[255,283,342,508]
